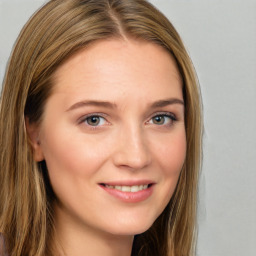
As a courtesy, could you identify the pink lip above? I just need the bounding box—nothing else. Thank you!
[99,181,155,203]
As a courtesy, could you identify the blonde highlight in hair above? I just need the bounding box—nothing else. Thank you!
[0,0,203,255]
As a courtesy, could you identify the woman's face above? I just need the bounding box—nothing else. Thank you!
[33,39,186,236]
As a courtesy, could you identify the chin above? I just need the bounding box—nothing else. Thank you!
[105,215,156,236]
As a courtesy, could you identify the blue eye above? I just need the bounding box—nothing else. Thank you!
[149,114,176,126]
[85,116,106,126]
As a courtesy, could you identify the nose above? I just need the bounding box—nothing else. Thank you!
[112,125,152,171]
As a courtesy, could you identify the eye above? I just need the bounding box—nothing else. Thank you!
[83,115,107,127]
[148,113,176,126]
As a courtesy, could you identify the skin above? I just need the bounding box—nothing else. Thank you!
[27,38,186,256]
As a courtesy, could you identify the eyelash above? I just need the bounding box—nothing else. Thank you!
[79,112,177,130]
[78,113,109,130]
[147,112,177,127]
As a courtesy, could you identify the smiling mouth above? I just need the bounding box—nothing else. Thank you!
[100,184,152,192]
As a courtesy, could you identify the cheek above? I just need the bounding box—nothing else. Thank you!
[41,140,106,190]
[39,127,96,195]
[155,130,186,175]
[152,129,186,199]
[40,128,117,206]
[41,122,108,174]
[40,134,112,217]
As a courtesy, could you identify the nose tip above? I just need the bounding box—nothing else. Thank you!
[112,130,152,170]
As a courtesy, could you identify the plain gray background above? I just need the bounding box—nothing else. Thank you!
[0,0,256,255]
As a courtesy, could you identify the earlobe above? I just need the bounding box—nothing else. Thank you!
[25,117,45,162]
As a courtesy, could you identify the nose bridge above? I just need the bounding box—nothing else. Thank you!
[113,122,151,170]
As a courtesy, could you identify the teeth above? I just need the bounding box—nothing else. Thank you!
[122,186,131,192]
[131,186,138,192]
[105,184,149,192]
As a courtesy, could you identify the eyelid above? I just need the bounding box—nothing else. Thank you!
[146,111,177,125]
[148,111,177,121]
[78,113,109,125]
[77,111,177,129]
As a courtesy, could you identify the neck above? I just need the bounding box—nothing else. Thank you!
[51,204,134,256]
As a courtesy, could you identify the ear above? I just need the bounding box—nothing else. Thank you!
[25,117,45,162]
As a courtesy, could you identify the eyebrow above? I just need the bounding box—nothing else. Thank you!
[66,100,117,112]
[150,98,184,108]
[66,98,184,112]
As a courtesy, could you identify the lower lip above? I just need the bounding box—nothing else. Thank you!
[99,185,154,203]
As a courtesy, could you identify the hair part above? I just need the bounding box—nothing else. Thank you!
[0,0,203,255]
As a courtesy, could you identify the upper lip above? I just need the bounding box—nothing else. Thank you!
[99,180,155,186]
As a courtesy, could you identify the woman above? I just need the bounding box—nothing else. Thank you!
[0,0,202,255]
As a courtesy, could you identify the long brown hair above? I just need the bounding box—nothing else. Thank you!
[0,0,202,255]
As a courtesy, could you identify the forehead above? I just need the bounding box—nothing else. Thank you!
[51,38,183,102]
